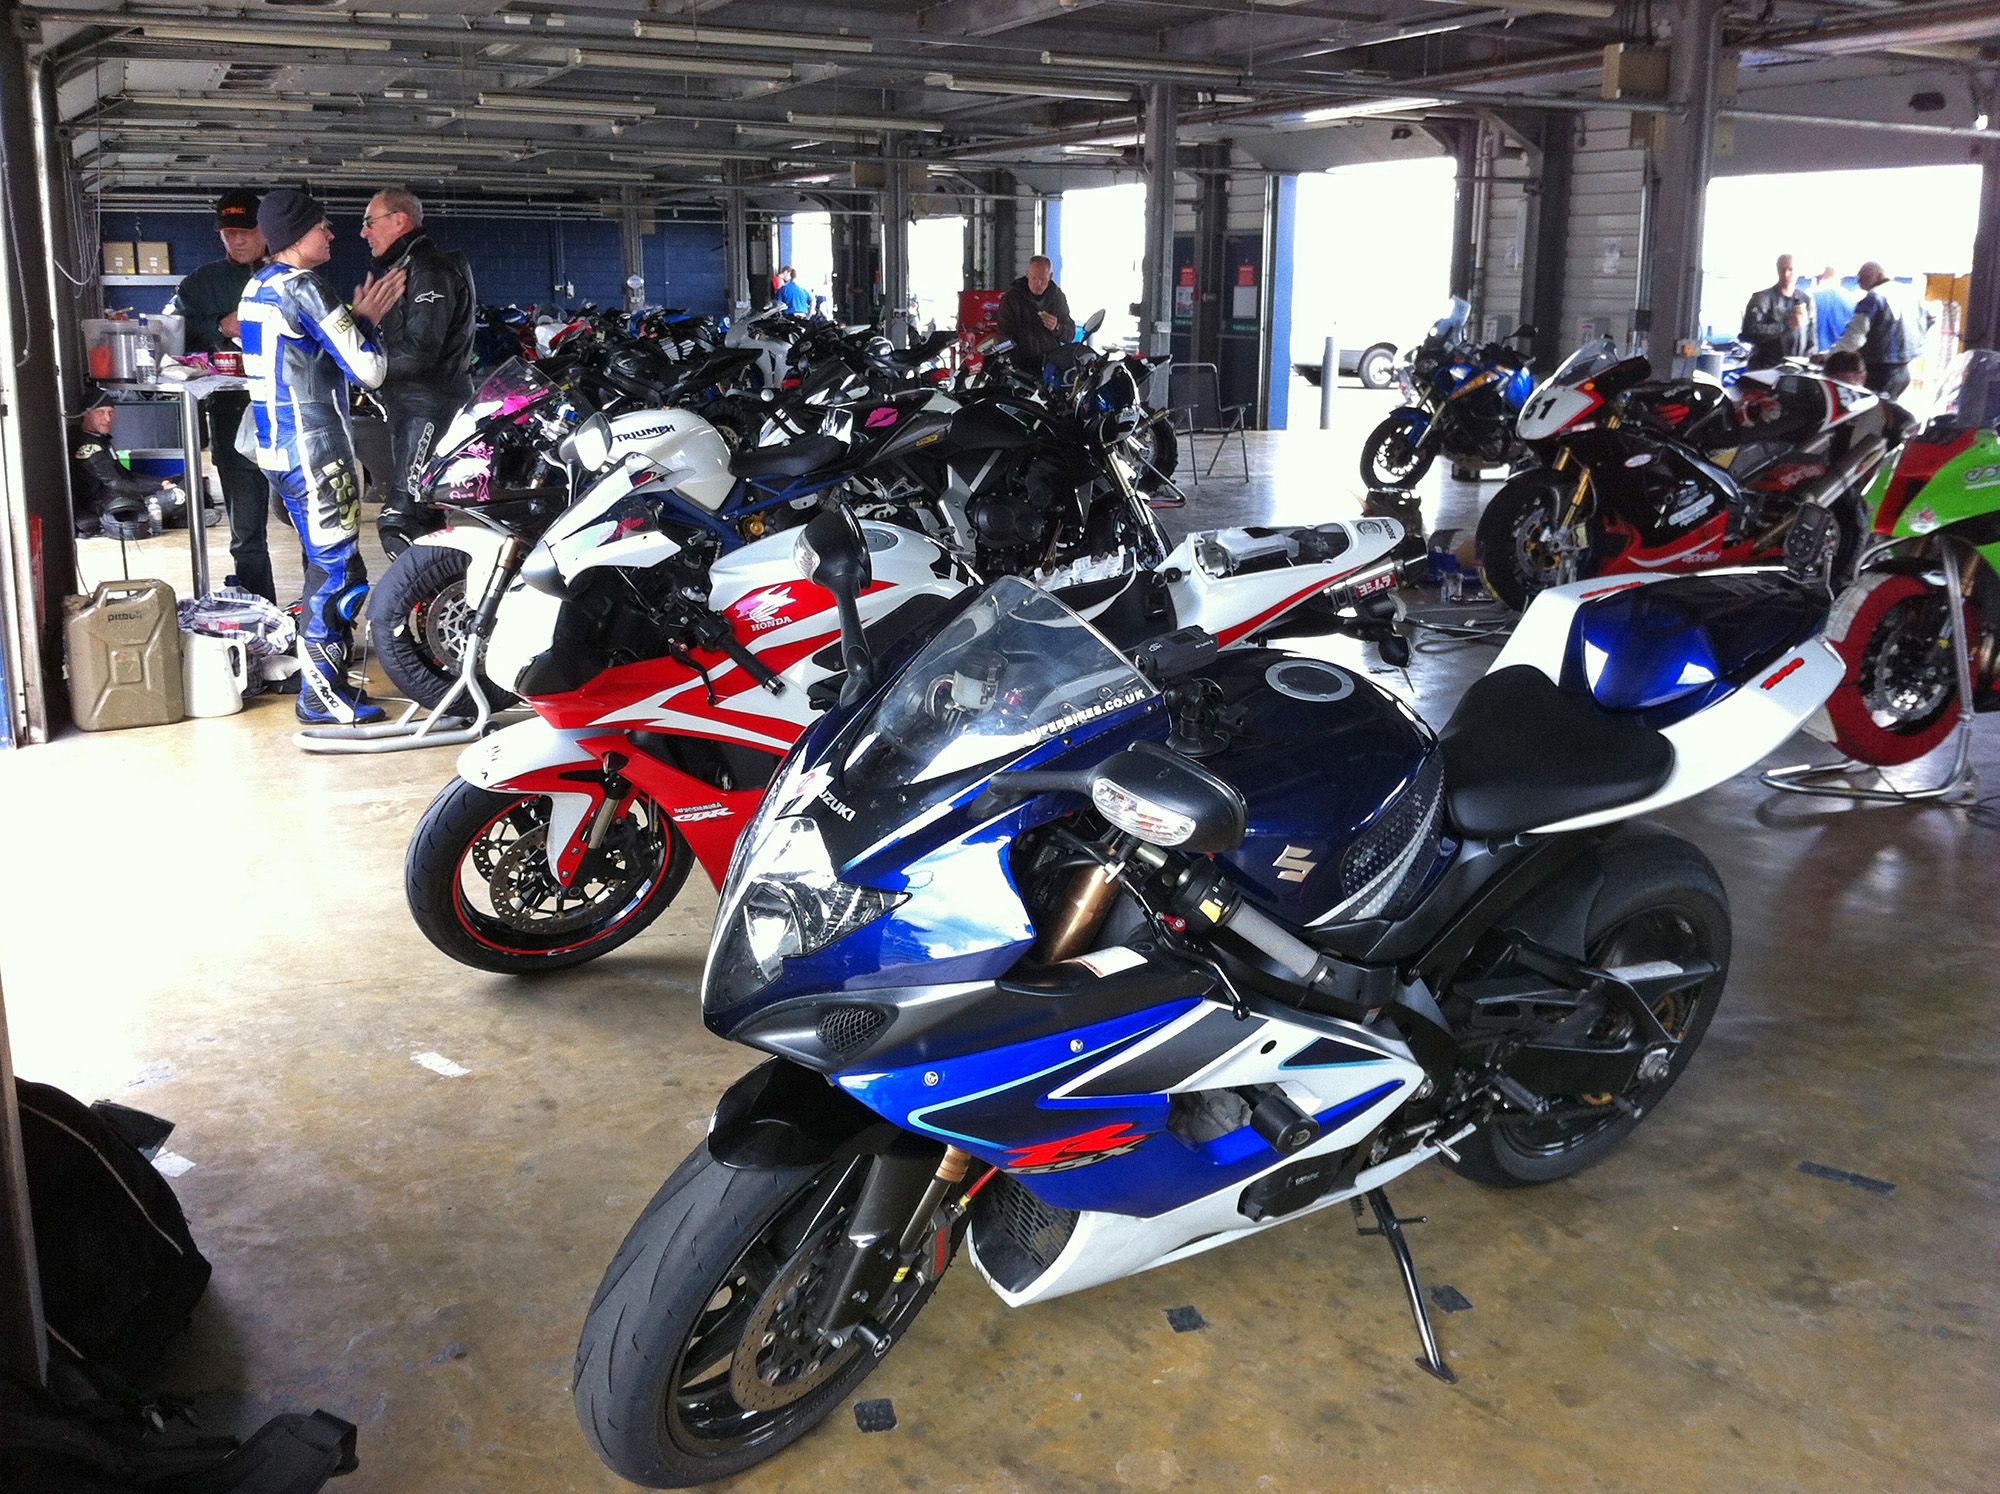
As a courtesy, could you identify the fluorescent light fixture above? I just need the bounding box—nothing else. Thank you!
[559,168,657,183]
[477,93,654,118]
[737,122,874,143]
[609,151,729,167]
[1299,97,1441,123]
[363,142,524,159]
[123,93,315,113]
[1040,51,1239,82]
[926,73,1133,103]
[138,22,392,52]
[787,111,943,134]
[571,49,793,81]
[1059,144,1126,156]
[631,21,873,55]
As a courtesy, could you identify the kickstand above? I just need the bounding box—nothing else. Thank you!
[1353,1188,1457,1384]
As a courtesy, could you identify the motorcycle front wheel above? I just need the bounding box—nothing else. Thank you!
[1475,471,1594,612]
[1359,415,1435,490]
[574,1147,955,1488]
[405,779,692,974]
[1447,834,1730,1187]
[1824,570,1968,766]
[366,544,518,713]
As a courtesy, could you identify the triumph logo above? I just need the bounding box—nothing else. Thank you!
[1273,845,1317,882]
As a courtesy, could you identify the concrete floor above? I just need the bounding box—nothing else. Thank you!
[6,392,1998,1492]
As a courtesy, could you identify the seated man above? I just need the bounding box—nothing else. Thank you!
[69,392,184,539]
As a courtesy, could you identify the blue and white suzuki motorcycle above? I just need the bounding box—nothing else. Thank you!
[574,508,1844,1487]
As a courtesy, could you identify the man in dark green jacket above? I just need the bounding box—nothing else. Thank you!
[168,189,274,600]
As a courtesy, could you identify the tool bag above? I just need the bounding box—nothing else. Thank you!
[16,1080,212,1377]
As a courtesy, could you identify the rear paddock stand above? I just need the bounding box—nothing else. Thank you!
[294,637,511,754]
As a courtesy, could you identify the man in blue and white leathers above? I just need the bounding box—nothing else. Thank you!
[238,188,406,724]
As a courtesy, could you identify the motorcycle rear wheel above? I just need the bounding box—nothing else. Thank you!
[366,544,518,713]
[405,779,692,974]
[1824,570,1967,767]
[1448,835,1730,1187]
[1359,415,1435,490]
[1475,472,1594,612]
[574,1147,954,1488]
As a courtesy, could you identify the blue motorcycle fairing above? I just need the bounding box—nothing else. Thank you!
[834,1000,1408,1218]
[1385,406,1431,439]
[1502,364,1535,410]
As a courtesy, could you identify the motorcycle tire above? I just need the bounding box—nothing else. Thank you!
[405,778,692,975]
[1447,833,1730,1187]
[1357,345,1396,390]
[1475,472,1593,613]
[1823,570,1969,767]
[1359,416,1435,490]
[366,544,518,714]
[1133,421,1179,497]
[574,1146,956,1488]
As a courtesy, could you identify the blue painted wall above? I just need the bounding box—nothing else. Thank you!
[98,207,728,317]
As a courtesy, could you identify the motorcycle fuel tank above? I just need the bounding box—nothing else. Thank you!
[606,407,736,511]
[1195,650,1446,927]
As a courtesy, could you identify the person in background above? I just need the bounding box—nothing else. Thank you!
[69,391,184,540]
[1812,265,1861,352]
[239,188,406,725]
[774,265,813,317]
[357,186,477,559]
[1832,262,1924,399]
[168,188,273,599]
[996,254,1075,371]
[1823,349,1867,386]
[1739,254,1813,370]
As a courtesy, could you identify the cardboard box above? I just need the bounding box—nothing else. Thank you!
[102,241,137,276]
[136,241,172,276]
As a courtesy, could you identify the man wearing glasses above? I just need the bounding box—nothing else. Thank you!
[357,187,476,558]
[238,188,407,724]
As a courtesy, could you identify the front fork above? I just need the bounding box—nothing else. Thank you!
[1551,448,1593,531]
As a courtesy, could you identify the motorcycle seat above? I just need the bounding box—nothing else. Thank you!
[730,434,848,479]
[1438,666,1674,838]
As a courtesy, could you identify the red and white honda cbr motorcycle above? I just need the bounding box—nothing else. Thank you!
[404,490,1415,974]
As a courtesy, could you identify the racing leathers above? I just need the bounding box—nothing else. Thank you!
[239,261,389,724]
[368,228,476,558]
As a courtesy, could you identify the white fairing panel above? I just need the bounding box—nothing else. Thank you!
[606,408,735,510]
[1517,383,1596,441]
[1160,518,1405,647]
[1489,570,1843,833]
[485,577,562,693]
[966,994,1426,1306]
[542,467,687,582]
[409,526,507,610]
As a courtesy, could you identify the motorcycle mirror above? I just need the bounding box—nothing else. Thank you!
[795,507,876,703]
[1513,323,1537,340]
[1082,308,1106,339]
[1090,742,1247,853]
[572,412,614,473]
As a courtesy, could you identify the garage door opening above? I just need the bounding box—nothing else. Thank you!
[783,210,833,315]
[1699,163,1983,378]
[1283,155,1456,427]
[910,215,967,331]
[1059,181,1145,349]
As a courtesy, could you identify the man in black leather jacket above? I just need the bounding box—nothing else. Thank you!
[358,187,476,557]
[996,255,1076,371]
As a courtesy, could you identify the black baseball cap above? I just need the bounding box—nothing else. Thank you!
[217,189,260,230]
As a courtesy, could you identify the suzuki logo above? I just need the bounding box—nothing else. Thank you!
[1273,845,1317,882]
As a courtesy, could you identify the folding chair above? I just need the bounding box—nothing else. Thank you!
[1167,362,1251,483]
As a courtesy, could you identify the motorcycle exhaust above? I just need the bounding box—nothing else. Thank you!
[1749,434,1887,553]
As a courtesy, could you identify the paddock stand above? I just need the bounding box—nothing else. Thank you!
[1762,541,1980,804]
[295,544,525,754]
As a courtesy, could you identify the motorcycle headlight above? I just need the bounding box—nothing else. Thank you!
[703,816,905,1009]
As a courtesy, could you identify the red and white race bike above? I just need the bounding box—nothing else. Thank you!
[404,478,1416,974]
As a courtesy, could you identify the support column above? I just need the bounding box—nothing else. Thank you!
[989,176,1017,288]
[1966,73,2000,352]
[1140,83,1178,358]
[0,1,73,741]
[880,132,911,337]
[1190,142,1227,368]
[1442,121,1481,303]
[618,190,646,313]
[1523,113,1574,373]
[1645,0,1725,366]
[722,163,750,322]
[32,59,80,415]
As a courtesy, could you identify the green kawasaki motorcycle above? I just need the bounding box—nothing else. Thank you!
[1819,349,2000,765]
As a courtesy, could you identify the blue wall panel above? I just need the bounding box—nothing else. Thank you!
[98,207,729,319]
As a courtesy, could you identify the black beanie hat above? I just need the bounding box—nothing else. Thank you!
[256,188,324,255]
[216,189,259,230]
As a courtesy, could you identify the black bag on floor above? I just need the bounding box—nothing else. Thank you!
[16,1079,213,1376]
[0,1367,359,1493]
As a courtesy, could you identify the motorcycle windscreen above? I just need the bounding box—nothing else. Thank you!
[420,358,559,498]
[1934,348,2000,431]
